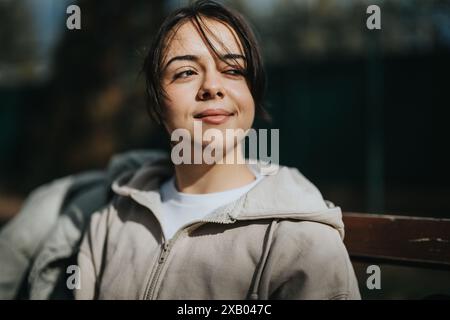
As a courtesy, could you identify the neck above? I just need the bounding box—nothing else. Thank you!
[173,145,256,194]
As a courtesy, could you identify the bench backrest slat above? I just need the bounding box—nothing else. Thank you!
[342,212,450,268]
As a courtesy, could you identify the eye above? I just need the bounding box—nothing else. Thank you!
[173,69,197,80]
[223,68,246,77]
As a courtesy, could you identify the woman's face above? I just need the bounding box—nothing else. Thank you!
[161,18,255,149]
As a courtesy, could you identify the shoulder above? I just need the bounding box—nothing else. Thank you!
[263,219,359,299]
[274,219,346,261]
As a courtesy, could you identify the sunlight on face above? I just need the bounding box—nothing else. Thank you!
[161,17,255,151]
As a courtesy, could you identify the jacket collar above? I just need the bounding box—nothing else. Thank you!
[111,152,345,238]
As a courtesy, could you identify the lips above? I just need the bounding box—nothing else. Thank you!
[193,108,235,125]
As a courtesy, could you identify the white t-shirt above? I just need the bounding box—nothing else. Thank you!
[159,167,264,240]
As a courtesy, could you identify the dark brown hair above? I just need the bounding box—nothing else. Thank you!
[143,0,270,125]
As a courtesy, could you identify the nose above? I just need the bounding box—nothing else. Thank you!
[197,71,225,101]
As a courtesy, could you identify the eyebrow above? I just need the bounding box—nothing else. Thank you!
[164,53,246,70]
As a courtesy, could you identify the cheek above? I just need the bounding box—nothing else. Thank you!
[164,85,191,112]
[162,84,197,130]
[228,82,255,121]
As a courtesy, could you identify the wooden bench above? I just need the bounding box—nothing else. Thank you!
[343,212,450,299]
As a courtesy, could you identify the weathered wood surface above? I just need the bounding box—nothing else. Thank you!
[343,212,450,268]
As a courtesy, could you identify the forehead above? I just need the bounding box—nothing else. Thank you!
[163,18,245,63]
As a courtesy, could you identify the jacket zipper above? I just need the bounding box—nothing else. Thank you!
[143,229,183,300]
[142,217,233,300]
[140,195,242,300]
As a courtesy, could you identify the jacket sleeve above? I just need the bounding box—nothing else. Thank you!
[257,220,361,300]
[0,176,73,299]
[75,207,109,300]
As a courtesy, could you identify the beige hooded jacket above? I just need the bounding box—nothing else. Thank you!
[75,154,361,300]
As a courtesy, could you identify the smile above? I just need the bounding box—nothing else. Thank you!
[193,108,235,125]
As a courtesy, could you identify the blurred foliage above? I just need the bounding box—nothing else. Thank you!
[1,0,169,192]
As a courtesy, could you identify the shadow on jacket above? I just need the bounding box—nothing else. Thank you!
[0,149,169,299]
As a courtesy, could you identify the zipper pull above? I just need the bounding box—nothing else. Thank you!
[159,242,170,264]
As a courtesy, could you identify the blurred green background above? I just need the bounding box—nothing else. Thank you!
[1,0,449,223]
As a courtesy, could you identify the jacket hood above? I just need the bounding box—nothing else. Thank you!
[111,151,345,239]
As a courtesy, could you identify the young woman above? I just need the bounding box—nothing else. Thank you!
[76,0,361,300]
